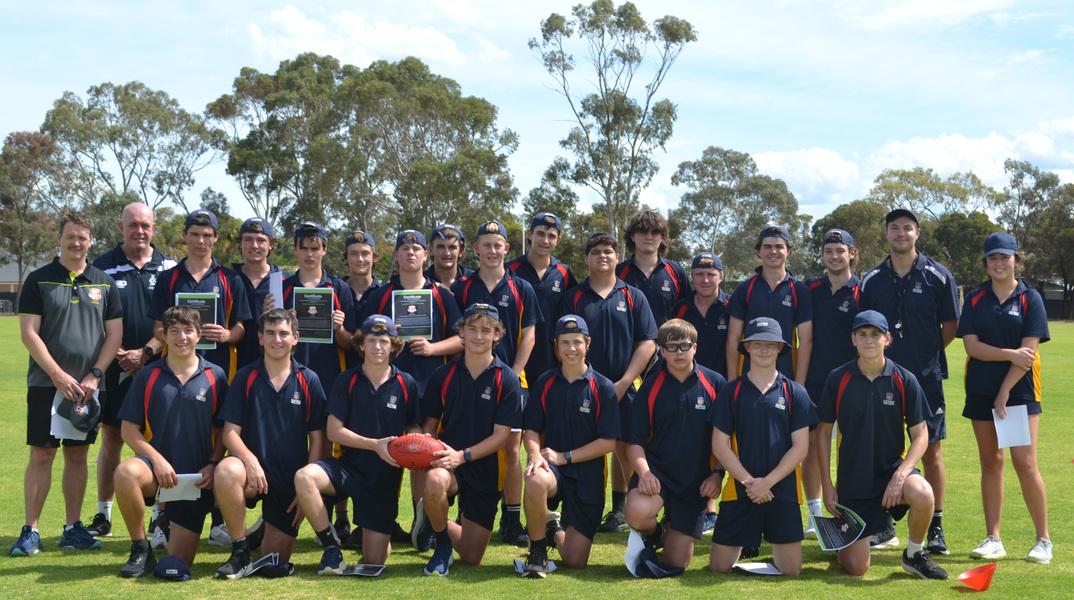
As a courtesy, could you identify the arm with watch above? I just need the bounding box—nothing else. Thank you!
[539,437,616,468]
[117,338,164,376]
[429,424,513,470]
[78,318,124,402]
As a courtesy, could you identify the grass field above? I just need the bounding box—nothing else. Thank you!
[0,314,1069,598]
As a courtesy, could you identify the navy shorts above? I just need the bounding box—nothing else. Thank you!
[838,496,911,538]
[26,386,97,448]
[244,480,300,538]
[805,381,825,431]
[920,380,947,443]
[618,383,638,440]
[100,370,133,429]
[629,474,707,540]
[315,458,399,535]
[712,498,803,547]
[547,464,603,541]
[134,456,213,534]
[963,393,1042,421]
[452,464,501,531]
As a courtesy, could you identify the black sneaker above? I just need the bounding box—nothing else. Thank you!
[926,525,950,555]
[902,548,949,580]
[85,512,112,537]
[391,521,411,544]
[740,546,760,559]
[120,540,156,578]
[869,522,899,549]
[545,512,563,550]
[215,547,252,579]
[341,528,363,551]
[522,547,549,578]
[500,520,530,547]
[596,510,628,533]
[58,521,102,550]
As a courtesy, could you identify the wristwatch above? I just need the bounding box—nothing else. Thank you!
[463,449,472,463]
[90,367,103,379]
[565,450,573,465]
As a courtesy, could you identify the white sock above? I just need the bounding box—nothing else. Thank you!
[152,505,161,520]
[99,500,113,520]
[907,539,925,556]
[807,498,822,516]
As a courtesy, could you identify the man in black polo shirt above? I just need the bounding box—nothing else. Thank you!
[11,211,124,557]
[87,202,177,538]
[816,311,948,580]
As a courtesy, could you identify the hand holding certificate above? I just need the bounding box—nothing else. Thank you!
[391,289,434,340]
[175,292,218,349]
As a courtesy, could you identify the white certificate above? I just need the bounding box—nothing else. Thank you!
[156,473,203,502]
[993,405,1031,448]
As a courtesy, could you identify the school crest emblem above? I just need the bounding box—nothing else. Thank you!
[196,388,207,402]
[775,396,787,410]
[387,395,399,409]
[88,288,102,303]
[580,398,591,413]
[884,392,895,406]
[481,387,492,400]
[291,392,301,405]
[695,396,706,410]
[782,295,792,307]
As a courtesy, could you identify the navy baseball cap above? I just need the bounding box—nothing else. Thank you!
[239,217,275,239]
[294,221,328,242]
[554,314,590,337]
[822,228,854,247]
[185,209,218,231]
[757,225,790,245]
[56,395,101,433]
[464,303,499,321]
[361,315,398,336]
[691,252,723,271]
[738,317,789,356]
[154,555,191,581]
[395,229,427,250]
[852,310,889,333]
[983,232,1018,258]
[430,223,465,244]
[885,208,919,226]
[476,220,507,240]
[530,212,562,231]
[345,230,375,249]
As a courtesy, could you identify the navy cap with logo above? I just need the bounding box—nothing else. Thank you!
[185,209,219,231]
[430,223,465,244]
[464,303,499,321]
[56,395,101,433]
[822,228,854,248]
[554,314,590,337]
[530,212,562,232]
[294,221,328,242]
[345,230,375,249]
[852,309,890,334]
[239,217,275,239]
[757,225,790,245]
[885,208,919,226]
[395,229,427,250]
[691,252,723,271]
[983,232,1018,258]
[154,555,191,581]
[361,314,399,336]
[738,317,789,356]
[476,220,507,240]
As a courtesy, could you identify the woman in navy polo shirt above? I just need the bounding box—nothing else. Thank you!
[957,232,1051,564]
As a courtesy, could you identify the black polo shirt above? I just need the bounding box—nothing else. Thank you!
[728,268,812,378]
[507,255,578,381]
[669,291,731,378]
[95,244,177,354]
[20,258,123,388]
[805,275,860,385]
[816,359,928,500]
[616,256,691,325]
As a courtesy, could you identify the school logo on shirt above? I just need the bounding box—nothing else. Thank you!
[149,274,157,288]
[552,281,561,292]
[387,395,398,410]
[782,295,792,307]
[775,396,787,410]
[661,281,671,292]
[695,396,706,410]
[196,388,207,402]
[481,387,492,400]
[883,392,895,406]
[839,300,850,312]
[1009,305,1020,316]
[213,286,220,295]
[718,317,727,330]
[580,397,591,413]
[88,288,102,303]
[117,280,128,289]
[617,300,627,312]
[499,294,510,307]
[913,282,923,294]
[291,392,302,405]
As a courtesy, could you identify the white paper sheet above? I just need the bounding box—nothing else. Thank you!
[993,404,1031,448]
[733,562,783,575]
[50,390,96,440]
[269,271,284,309]
[156,473,203,502]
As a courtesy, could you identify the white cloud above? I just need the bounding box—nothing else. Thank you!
[474,37,512,63]
[753,148,862,199]
[835,0,1019,30]
[433,0,484,24]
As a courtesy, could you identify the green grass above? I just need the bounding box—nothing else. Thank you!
[0,314,1070,598]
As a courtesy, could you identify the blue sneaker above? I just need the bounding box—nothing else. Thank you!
[9,526,42,557]
[58,521,102,550]
[317,545,345,575]
[423,542,454,576]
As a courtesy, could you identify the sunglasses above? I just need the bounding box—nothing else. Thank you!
[662,342,695,353]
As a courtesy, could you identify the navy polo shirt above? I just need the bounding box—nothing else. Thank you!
[219,358,328,491]
[957,280,1049,402]
[95,244,177,353]
[328,365,421,494]
[669,291,731,378]
[119,357,228,473]
[148,258,252,380]
[359,277,462,397]
[817,359,928,500]
[525,365,620,503]
[424,265,473,288]
[451,270,542,373]
[283,270,358,392]
[728,269,812,378]
[805,275,861,385]
[616,256,691,325]
[233,263,291,369]
[556,278,659,383]
[709,372,816,503]
[20,258,124,388]
[507,255,578,381]
[627,364,727,497]
[422,356,522,492]
[343,275,381,314]
[860,253,959,382]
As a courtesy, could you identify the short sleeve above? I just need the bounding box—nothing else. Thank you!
[1023,289,1050,343]
[306,370,329,431]
[708,381,737,436]
[493,368,523,429]
[955,291,978,339]
[595,377,621,440]
[632,291,659,342]
[793,280,813,324]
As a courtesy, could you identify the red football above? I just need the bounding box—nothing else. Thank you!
[387,434,446,470]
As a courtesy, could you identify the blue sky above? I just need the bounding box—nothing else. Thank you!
[3,0,1073,224]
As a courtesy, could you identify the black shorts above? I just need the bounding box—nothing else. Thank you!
[315,458,399,536]
[452,464,501,531]
[963,393,1042,421]
[244,480,300,538]
[805,381,825,431]
[26,386,97,448]
[920,380,946,443]
[100,369,134,429]
[629,474,707,540]
[134,456,213,534]
[838,496,911,538]
[547,464,604,541]
[712,498,803,547]
[618,383,638,440]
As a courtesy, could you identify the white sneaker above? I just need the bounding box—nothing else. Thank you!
[804,520,817,540]
[1027,537,1052,564]
[970,535,1006,559]
[149,526,168,549]
[208,523,231,546]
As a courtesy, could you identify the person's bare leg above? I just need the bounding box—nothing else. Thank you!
[61,445,89,526]
[24,446,57,529]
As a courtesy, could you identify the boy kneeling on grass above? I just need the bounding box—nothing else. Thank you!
[816,310,948,580]
[115,306,228,579]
